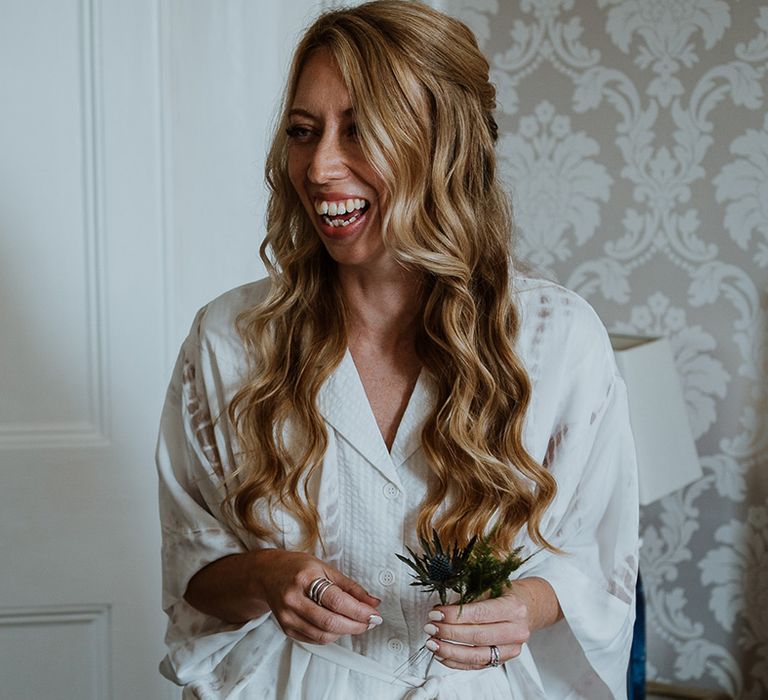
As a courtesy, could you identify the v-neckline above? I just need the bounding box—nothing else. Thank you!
[388,365,431,467]
[346,349,422,455]
[316,350,432,483]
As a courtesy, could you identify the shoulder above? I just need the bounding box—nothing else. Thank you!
[512,277,621,441]
[184,278,272,369]
[194,277,272,339]
[512,275,613,367]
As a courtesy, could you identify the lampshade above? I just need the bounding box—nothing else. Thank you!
[610,334,702,506]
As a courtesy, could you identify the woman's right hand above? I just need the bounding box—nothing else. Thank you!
[184,548,383,644]
[253,549,383,644]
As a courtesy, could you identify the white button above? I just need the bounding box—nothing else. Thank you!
[378,568,396,586]
[387,638,405,654]
[383,483,399,499]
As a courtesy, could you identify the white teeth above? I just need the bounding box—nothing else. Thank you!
[315,198,369,230]
[314,198,369,215]
[322,212,362,227]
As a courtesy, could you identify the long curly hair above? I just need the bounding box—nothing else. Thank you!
[226,0,557,555]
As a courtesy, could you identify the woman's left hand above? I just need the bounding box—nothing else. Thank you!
[421,590,530,670]
[422,577,561,671]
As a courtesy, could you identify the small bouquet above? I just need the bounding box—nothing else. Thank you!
[393,529,533,677]
[397,528,530,610]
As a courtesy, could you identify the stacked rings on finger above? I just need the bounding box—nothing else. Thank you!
[308,577,335,607]
[488,644,501,668]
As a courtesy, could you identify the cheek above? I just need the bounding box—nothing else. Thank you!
[286,169,312,215]
[361,166,386,202]
[287,157,302,193]
[286,146,309,190]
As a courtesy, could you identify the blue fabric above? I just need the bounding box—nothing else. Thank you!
[627,572,646,700]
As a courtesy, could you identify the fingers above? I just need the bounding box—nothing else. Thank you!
[332,571,382,609]
[274,567,383,645]
[303,582,382,633]
[277,607,355,645]
[422,595,530,671]
[275,589,374,644]
[426,639,523,670]
[430,594,527,626]
[422,619,529,648]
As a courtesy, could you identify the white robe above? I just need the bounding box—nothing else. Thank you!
[156,276,639,700]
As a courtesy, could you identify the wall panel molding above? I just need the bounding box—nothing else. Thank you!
[156,0,177,378]
[0,604,111,700]
[0,0,110,450]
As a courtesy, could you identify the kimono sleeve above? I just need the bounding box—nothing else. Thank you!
[155,308,267,685]
[518,301,639,700]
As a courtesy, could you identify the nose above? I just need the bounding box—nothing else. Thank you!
[306,133,348,184]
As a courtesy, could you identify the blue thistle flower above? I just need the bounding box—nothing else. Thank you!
[396,528,532,606]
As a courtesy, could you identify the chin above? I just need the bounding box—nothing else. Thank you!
[315,226,392,269]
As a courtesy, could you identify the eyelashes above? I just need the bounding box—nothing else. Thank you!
[285,125,359,141]
[286,125,312,140]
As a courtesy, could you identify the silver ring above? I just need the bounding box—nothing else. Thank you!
[308,577,333,603]
[488,644,501,667]
[308,577,335,607]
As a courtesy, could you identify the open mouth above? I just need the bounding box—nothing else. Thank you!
[313,198,371,237]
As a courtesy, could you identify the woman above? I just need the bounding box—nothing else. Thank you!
[156,2,639,698]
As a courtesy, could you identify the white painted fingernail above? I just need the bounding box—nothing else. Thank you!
[435,656,445,662]
[423,623,439,636]
[367,614,383,630]
[428,610,444,621]
[425,639,439,652]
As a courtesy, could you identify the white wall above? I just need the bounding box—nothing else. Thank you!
[162,0,325,362]
[0,2,330,698]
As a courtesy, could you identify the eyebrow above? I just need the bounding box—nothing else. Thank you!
[288,107,355,119]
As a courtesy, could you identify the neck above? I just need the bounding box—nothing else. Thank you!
[337,262,422,352]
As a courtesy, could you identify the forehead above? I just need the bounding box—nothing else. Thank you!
[291,49,353,115]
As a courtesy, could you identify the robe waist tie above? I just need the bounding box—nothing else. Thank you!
[295,640,496,699]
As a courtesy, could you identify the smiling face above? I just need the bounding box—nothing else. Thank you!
[286,49,390,271]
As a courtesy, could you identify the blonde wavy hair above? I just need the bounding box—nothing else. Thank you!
[227,0,557,555]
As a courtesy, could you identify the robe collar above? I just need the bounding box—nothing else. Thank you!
[316,350,432,486]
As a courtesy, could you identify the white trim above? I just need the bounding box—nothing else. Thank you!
[0,604,111,700]
[0,0,110,450]
[155,0,177,377]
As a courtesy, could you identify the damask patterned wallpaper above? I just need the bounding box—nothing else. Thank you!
[439,0,768,696]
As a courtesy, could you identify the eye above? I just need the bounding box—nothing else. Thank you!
[286,125,314,141]
[348,123,359,139]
